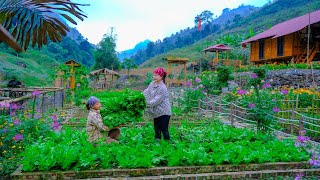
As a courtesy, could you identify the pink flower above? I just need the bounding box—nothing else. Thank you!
[272,107,280,113]
[13,134,23,141]
[249,103,255,108]
[32,90,41,97]
[237,89,248,95]
[51,115,58,121]
[280,89,288,95]
[11,103,20,110]
[262,82,271,89]
[13,119,21,125]
[195,77,201,83]
[185,81,192,87]
[294,172,304,180]
[76,83,81,87]
[251,73,258,79]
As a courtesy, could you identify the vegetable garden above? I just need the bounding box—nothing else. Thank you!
[1,65,320,179]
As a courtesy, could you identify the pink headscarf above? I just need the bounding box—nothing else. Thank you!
[153,68,167,77]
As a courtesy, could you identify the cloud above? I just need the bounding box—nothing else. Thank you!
[72,0,269,51]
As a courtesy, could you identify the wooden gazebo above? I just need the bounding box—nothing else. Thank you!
[203,44,232,63]
[89,68,119,89]
[163,57,189,87]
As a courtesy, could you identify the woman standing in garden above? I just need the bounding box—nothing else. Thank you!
[86,96,119,144]
[143,68,172,141]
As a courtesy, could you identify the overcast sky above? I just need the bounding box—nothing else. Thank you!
[72,0,269,51]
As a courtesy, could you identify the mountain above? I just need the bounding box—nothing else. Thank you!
[140,0,320,68]
[117,39,150,61]
[0,27,94,87]
[130,5,258,66]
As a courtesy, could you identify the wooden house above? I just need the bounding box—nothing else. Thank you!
[241,10,320,64]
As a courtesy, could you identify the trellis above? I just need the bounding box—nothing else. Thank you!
[0,87,64,114]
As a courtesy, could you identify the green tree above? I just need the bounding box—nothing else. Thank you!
[122,58,137,75]
[93,32,120,70]
[194,10,214,25]
[0,0,87,53]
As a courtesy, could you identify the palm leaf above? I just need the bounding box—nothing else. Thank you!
[0,0,88,51]
[0,23,23,52]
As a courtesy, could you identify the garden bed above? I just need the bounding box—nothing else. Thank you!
[11,162,314,179]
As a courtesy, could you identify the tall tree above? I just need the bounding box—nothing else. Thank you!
[93,32,120,70]
[122,58,136,75]
[0,0,87,53]
[194,10,214,25]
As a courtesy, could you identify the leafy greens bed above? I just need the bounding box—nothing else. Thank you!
[21,121,310,172]
[92,89,146,128]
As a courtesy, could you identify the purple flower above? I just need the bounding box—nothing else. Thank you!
[51,115,58,121]
[32,90,41,97]
[185,81,192,87]
[195,77,201,83]
[76,83,81,87]
[280,89,288,95]
[237,89,248,95]
[13,134,23,141]
[272,107,280,113]
[294,172,304,180]
[262,82,271,89]
[11,103,20,110]
[34,114,42,119]
[249,103,255,108]
[13,119,21,125]
[296,135,310,143]
[10,111,16,117]
[2,128,6,133]
[309,155,320,167]
[51,121,61,131]
[4,102,10,108]
[251,73,258,79]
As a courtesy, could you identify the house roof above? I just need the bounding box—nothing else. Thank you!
[90,68,119,76]
[203,44,232,52]
[241,9,320,44]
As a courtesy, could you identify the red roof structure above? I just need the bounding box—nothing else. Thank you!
[203,44,232,53]
[241,9,320,44]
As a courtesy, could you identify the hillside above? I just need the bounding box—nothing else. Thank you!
[0,27,94,87]
[140,0,320,68]
[0,50,59,87]
[130,5,258,66]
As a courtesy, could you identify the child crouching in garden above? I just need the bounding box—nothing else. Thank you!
[86,96,120,144]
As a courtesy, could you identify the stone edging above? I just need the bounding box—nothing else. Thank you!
[11,162,310,179]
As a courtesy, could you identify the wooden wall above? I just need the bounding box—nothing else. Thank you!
[250,33,298,62]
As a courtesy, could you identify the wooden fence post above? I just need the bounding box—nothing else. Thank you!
[291,107,295,135]
[53,91,56,110]
[212,100,215,118]
[41,93,45,114]
[198,99,201,116]
[61,89,64,108]
[299,117,304,135]
[230,102,234,127]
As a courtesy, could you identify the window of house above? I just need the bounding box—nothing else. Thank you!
[259,39,264,59]
[277,36,284,56]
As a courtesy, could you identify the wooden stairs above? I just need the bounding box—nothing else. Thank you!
[293,43,320,64]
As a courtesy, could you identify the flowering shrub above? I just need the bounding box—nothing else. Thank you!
[179,77,206,112]
[233,68,286,132]
[0,111,58,176]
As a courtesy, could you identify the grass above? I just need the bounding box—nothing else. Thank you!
[0,50,60,87]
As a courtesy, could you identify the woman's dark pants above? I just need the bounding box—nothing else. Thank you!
[153,115,170,140]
